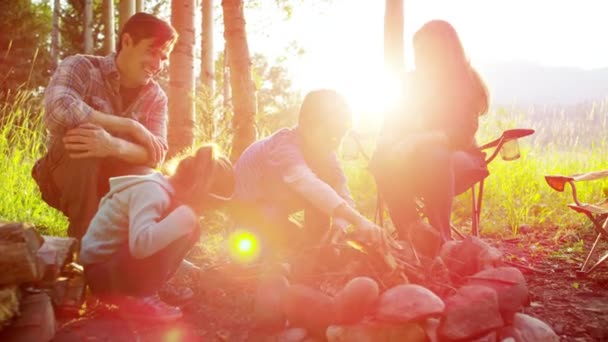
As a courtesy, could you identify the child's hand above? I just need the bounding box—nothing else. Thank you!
[353,218,387,253]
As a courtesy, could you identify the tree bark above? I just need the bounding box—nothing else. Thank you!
[168,0,196,157]
[136,0,144,13]
[200,0,214,96]
[222,0,257,162]
[102,0,115,55]
[384,0,404,74]
[51,0,61,67]
[84,0,94,54]
[119,0,135,32]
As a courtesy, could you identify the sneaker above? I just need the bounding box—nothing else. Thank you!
[117,294,183,322]
[159,283,194,306]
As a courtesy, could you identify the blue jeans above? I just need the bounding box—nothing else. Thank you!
[84,228,200,297]
[375,144,488,241]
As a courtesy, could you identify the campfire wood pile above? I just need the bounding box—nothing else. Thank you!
[252,222,561,342]
[0,221,83,342]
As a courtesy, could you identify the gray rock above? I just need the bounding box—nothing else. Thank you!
[281,285,335,338]
[439,236,503,280]
[467,267,529,323]
[276,327,308,342]
[326,322,426,342]
[438,285,504,340]
[375,284,445,323]
[512,313,559,342]
[253,274,290,331]
[333,277,379,324]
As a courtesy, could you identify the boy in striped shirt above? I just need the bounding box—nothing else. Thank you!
[232,89,383,260]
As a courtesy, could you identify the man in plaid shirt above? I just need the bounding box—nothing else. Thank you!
[32,13,177,240]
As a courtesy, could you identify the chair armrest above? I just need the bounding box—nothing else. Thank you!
[572,170,608,182]
[545,175,575,192]
[545,170,608,207]
[480,128,535,164]
[479,128,535,150]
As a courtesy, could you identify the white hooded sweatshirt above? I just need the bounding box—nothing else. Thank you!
[80,172,198,265]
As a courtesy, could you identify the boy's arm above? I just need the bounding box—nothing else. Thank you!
[326,153,356,231]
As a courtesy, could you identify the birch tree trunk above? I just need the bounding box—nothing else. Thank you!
[200,0,214,96]
[102,0,115,55]
[222,0,257,162]
[136,0,144,13]
[119,0,135,31]
[84,0,93,54]
[168,0,196,157]
[384,0,404,74]
[51,0,60,67]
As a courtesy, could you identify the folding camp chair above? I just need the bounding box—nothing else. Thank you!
[464,128,536,237]
[360,128,535,238]
[545,170,608,277]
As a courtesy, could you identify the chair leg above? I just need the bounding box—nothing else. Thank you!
[583,251,608,276]
[471,183,479,236]
[577,215,608,277]
[578,232,602,275]
[450,223,466,240]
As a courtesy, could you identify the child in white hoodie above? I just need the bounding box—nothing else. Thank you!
[80,144,234,322]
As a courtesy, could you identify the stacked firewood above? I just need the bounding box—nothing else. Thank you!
[0,221,83,342]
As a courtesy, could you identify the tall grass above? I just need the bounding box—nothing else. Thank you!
[469,103,608,238]
[2,88,608,240]
[344,100,608,239]
[0,91,67,235]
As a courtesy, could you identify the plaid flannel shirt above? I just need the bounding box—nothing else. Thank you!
[44,53,168,167]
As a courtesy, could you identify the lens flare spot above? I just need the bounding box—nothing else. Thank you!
[228,230,260,263]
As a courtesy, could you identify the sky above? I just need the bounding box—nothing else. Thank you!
[240,0,608,113]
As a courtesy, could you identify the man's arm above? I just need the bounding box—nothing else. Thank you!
[45,56,167,166]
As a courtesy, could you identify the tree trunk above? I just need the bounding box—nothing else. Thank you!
[223,44,231,117]
[222,0,257,162]
[168,0,196,157]
[200,0,214,96]
[136,0,144,13]
[102,0,115,55]
[384,0,404,73]
[84,0,94,54]
[119,0,135,32]
[51,0,60,67]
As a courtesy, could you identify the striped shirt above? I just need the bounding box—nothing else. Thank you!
[44,54,168,167]
[233,128,355,229]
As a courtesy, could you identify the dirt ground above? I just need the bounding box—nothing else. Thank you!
[498,229,608,342]
[53,227,608,342]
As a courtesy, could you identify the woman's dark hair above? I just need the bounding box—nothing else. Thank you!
[412,20,489,117]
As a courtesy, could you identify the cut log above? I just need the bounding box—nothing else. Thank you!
[49,275,86,317]
[37,236,78,283]
[0,286,20,331]
[0,293,56,342]
[0,223,44,285]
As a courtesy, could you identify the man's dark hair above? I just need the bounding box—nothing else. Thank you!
[116,12,178,54]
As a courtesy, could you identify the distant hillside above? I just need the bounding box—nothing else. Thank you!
[479,62,608,107]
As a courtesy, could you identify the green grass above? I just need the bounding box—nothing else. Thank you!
[2,90,608,241]
[0,91,67,235]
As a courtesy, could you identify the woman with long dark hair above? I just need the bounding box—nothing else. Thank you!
[372,20,490,244]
